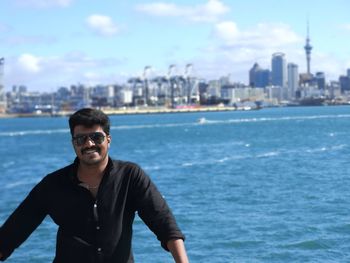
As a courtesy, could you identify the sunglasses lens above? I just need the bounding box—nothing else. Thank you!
[74,135,88,146]
[91,133,105,144]
[73,132,105,146]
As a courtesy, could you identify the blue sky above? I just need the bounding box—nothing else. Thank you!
[0,0,350,92]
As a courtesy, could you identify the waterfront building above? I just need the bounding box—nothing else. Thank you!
[120,89,133,106]
[265,85,282,104]
[255,69,270,88]
[220,84,235,104]
[198,81,209,105]
[91,85,115,107]
[315,72,326,90]
[329,81,342,99]
[339,75,350,93]
[271,53,287,87]
[68,84,91,110]
[287,63,299,99]
[207,80,221,101]
[249,63,270,88]
[249,63,261,87]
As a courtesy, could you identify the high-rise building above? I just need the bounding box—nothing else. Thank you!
[287,63,298,99]
[249,63,261,87]
[249,63,270,88]
[255,69,271,88]
[315,72,325,90]
[271,52,287,87]
[339,75,350,93]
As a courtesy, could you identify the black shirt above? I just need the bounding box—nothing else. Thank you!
[0,158,184,262]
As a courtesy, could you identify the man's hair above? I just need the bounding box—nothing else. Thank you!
[69,108,110,136]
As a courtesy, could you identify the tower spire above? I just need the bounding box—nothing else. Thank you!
[304,19,312,75]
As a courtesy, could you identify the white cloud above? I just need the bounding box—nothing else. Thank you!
[136,0,230,22]
[184,21,350,84]
[15,0,72,8]
[214,21,240,42]
[4,53,127,91]
[18,54,41,73]
[214,22,302,48]
[86,15,119,37]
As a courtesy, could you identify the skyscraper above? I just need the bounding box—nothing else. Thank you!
[315,72,325,90]
[249,63,261,87]
[249,63,271,88]
[271,52,287,87]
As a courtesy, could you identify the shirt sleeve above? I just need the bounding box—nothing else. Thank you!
[130,164,185,251]
[0,179,48,261]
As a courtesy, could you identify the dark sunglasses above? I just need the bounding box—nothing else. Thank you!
[72,132,106,146]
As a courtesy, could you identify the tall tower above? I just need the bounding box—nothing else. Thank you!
[0,57,5,112]
[304,20,312,75]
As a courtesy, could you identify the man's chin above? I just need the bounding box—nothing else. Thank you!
[80,156,102,166]
[79,154,108,166]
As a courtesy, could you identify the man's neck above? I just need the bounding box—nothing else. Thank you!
[77,157,109,181]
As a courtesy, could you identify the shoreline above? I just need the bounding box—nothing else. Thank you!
[0,106,241,118]
[1,103,349,119]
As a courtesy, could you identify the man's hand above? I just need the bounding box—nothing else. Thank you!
[0,251,3,260]
[167,239,189,263]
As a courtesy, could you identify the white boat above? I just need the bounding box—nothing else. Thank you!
[197,117,207,124]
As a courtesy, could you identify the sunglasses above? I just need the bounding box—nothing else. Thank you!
[72,132,106,146]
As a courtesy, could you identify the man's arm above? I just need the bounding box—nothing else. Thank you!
[0,180,48,260]
[167,239,189,263]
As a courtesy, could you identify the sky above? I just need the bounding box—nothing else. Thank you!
[0,0,350,92]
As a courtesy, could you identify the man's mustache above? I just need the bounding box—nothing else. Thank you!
[81,146,100,154]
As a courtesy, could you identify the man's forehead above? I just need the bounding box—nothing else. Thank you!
[73,124,103,134]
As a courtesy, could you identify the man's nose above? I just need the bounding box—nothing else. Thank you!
[83,136,96,146]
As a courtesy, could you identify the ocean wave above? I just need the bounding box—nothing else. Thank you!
[306,147,327,153]
[0,128,69,137]
[2,114,350,137]
[305,144,347,153]
[111,122,193,130]
[180,154,252,167]
[2,161,15,168]
[282,239,331,250]
[195,114,350,126]
[5,178,40,189]
[256,151,280,158]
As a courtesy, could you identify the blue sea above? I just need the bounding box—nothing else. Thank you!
[1,106,350,262]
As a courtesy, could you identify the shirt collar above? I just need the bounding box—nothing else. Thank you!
[68,157,114,185]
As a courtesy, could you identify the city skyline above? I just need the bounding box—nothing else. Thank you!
[0,0,350,92]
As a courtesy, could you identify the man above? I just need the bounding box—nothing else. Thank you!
[0,108,188,262]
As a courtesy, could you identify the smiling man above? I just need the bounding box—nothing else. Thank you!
[0,108,188,263]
